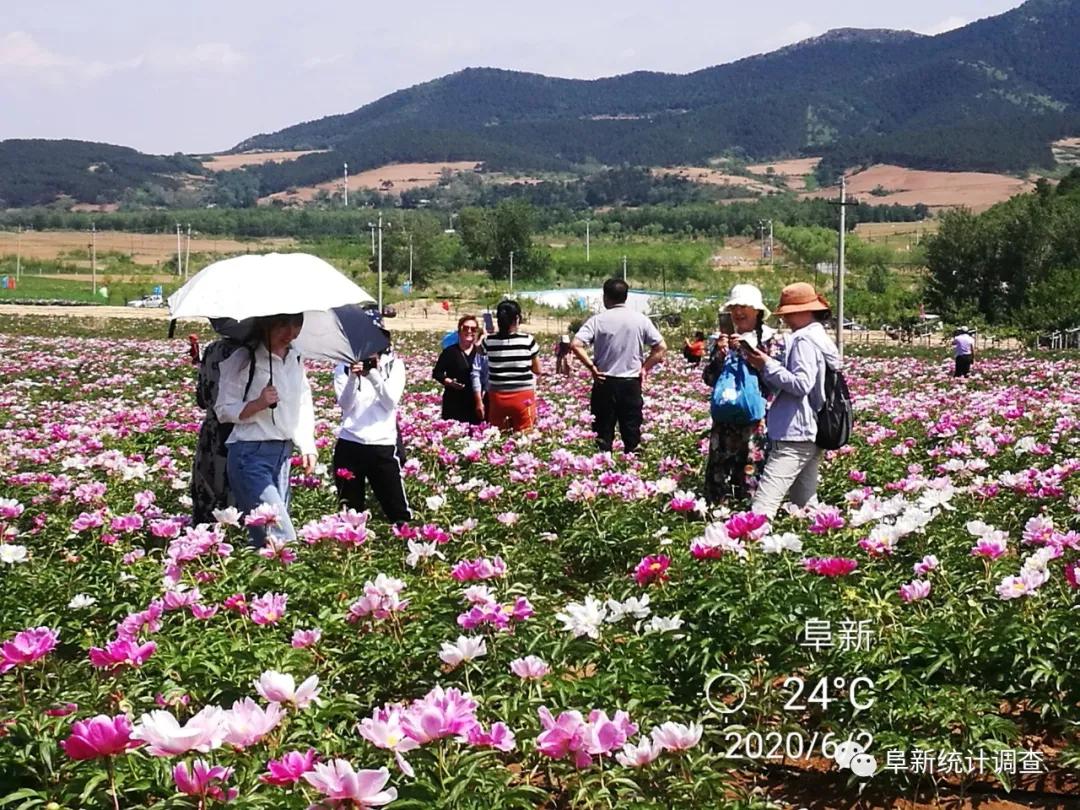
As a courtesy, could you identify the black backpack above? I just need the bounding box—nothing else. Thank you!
[815,365,852,450]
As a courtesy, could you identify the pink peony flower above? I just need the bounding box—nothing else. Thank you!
[913,554,939,576]
[899,580,932,603]
[615,737,662,767]
[244,502,282,528]
[633,554,670,587]
[509,655,550,680]
[249,592,287,625]
[650,721,703,752]
[450,556,508,582]
[803,557,859,577]
[1065,562,1080,590]
[807,505,846,534]
[970,537,1008,559]
[253,671,321,709]
[466,721,516,752]
[131,706,227,756]
[358,705,420,777]
[261,749,319,786]
[291,628,322,649]
[222,698,282,749]
[60,714,139,760]
[401,686,479,744]
[44,702,79,718]
[173,759,238,802]
[303,761,397,807]
[1,626,59,673]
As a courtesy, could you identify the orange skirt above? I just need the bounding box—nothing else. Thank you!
[487,389,537,432]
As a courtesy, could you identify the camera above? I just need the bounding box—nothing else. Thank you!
[362,357,378,374]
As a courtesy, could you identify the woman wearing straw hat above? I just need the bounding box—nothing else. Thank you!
[702,284,776,504]
[740,282,841,519]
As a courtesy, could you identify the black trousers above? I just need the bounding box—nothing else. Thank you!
[332,438,412,523]
[591,377,644,453]
[954,354,973,377]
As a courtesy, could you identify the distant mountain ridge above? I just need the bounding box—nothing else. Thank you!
[2,0,1079,207]
[231,0,1080,194]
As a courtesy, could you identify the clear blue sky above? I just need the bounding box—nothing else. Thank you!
[0,0,1023,154]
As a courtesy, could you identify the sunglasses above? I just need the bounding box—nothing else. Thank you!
[460,326,479,333]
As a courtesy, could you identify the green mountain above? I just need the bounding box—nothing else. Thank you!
[0,140,204,208]
[237,0,1080,193]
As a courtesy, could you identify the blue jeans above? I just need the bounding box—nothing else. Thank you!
[226,440,296,548]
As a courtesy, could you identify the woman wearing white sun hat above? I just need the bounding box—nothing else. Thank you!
[701,284,776,504]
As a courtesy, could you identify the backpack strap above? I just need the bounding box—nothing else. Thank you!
[242,345,258,401]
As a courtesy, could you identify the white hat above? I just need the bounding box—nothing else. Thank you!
[723,284,770,318]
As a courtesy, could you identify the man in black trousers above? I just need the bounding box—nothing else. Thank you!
[571,279,667,454]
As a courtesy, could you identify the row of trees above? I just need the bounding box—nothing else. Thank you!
[924,169,1080,332]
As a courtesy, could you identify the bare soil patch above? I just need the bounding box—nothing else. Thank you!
[805,164,1034,212]
[656,166,775,195]
[1051,137,1080,166]
[746,157,822,190]
[0,231,296,267]
[201,150,328,172]
[261,161,483,205]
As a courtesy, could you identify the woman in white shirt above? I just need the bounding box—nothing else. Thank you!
[333,336,412,524]
[215,313,317,547]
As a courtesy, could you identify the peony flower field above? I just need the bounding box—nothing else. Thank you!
[1,326,1078,808]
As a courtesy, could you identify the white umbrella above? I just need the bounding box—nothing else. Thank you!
[168,253,373,321]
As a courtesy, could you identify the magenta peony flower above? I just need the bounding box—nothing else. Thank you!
[466,721,516,752]
[60,714,139,760]
[807,505,846,534]
[173,759,238,802]
[303,761,397,807]
[261,748,319,786]
[633,554,670,587]
[88,638,157,671]
[724,511,770,540]
[803,557,859,577]
[1,626,59,673]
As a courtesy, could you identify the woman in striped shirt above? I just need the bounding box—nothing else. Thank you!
[474,299,541,432]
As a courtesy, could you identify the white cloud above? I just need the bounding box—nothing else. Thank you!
[0,31,68,70]
[0,31,141,86]
[147,42,249,73]
[301,53,346,71]
[923,15,970,35]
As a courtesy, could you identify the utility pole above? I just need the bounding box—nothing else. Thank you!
[15,226,21,280]
[369,223,376,255]
[408,233,414,288]
[509,250,514,293]
[184,224,192,280]
[377,214,383,312]
[90,223,97,298]
[622,255,627,282]
[343,162,349,207]
[585,219,590,262]
[176,223,182,276]
[768,219,774,265]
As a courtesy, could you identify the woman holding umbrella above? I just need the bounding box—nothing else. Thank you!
[215,313,317,548]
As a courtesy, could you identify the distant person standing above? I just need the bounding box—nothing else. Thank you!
[953,327,975,377]
[571,278,667,454]
[683,331,706,365]
[555,334,573,376]
[482,300,541,432]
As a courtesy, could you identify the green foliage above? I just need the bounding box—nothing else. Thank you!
[459,201,547,281]
[925,169,1080,330]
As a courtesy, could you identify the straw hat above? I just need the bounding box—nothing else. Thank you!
[723,284,770,318]
[772,282,830,316]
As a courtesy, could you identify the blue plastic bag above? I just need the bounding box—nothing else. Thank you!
[441,331,459,349]
[710,353,766,424]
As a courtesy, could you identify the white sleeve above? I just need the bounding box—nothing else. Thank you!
[368,358,406,409]
[294,364,317,457]
[214,351,249,424]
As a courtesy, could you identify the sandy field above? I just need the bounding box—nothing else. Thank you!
[656,166,775,195]
[745,157,821,190]
[261,162,482,205]
[1052,137,1080,165]
[0,231,296,267]
[805,164,1035,212]
[201,150,328,172]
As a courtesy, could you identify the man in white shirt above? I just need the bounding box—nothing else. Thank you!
[953,327,975,377]
[571,278,666,453]
[332,342,411,523]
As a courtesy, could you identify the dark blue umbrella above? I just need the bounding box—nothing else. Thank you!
[211,304,389,365]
